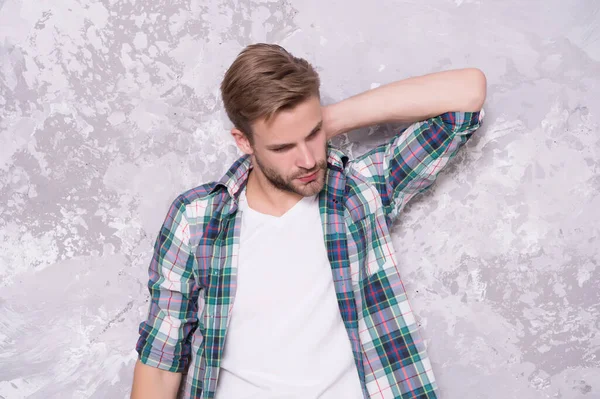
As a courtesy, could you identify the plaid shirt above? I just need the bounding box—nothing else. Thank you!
[136,110,484,398]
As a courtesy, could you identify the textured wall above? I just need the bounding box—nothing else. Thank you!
[1,0,599,398]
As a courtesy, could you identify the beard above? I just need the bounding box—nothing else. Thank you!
[253,155,327,197]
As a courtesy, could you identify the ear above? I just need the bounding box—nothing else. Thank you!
[231,128,254,155]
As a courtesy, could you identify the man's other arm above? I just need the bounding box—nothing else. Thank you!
[131,195,200,398]
[131,360,181,399]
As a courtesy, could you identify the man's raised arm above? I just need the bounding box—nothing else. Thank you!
[323,68,487,224]
[322,68,486,139]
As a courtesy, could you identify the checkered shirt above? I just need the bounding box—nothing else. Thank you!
[136,110,484,398]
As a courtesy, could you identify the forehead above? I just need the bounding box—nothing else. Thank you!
[252,96,322,144]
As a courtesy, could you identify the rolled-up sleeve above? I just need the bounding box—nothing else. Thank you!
[349,110,485,225]
[135,195,199,372]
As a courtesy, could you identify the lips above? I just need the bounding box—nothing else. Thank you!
[297,171,318,182]
[298,171,317,179]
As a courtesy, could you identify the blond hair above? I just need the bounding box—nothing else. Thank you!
[220,43,320,141]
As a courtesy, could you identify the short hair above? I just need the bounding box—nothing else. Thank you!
[220,43,320,142]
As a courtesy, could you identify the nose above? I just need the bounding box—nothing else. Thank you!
[296,144,316,170]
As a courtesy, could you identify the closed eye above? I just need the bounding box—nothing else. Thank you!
[307,128,321,140]
[268,122,322,152]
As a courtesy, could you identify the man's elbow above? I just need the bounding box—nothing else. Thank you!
[465,68,487,112]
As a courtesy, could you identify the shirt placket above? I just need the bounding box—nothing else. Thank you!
[201,208,242,398]
[319,164,368,398]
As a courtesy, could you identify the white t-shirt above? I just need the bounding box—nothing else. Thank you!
[214,189,364,399]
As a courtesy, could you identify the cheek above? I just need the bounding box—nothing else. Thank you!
[310,137,327,158]
[275,155,297,176]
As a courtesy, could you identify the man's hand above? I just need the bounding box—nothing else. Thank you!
[131,360,182,399]
[322,68,486,139]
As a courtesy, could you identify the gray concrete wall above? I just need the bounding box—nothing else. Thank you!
[1,0,599,398]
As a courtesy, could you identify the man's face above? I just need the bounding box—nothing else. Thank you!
[242,95,328,197]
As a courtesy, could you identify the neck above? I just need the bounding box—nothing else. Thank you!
[245,168,302,217]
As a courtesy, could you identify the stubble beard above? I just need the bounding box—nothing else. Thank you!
[253,155,327,197]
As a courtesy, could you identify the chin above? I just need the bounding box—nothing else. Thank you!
[296,177,325,197]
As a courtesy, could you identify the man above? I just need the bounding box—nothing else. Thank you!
[131,43,486,399]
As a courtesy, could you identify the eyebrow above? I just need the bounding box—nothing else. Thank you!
[266,120,323,150]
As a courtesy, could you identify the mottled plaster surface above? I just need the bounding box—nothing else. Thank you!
[1,0,599,398]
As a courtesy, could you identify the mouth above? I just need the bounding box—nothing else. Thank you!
[297,170,318,183]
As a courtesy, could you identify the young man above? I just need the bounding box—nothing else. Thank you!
[131,43,486,399]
